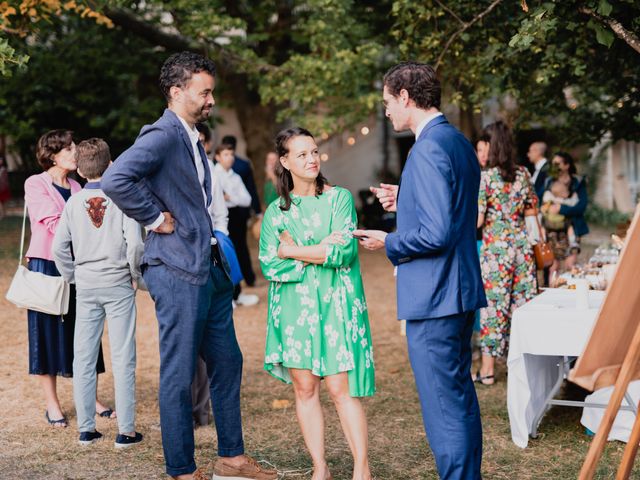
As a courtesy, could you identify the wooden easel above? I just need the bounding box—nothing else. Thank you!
[575,325,640,479]
[569,206,640,479]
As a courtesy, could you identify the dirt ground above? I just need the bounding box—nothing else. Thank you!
[0,217,629,479]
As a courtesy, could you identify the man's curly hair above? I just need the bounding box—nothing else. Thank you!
[159,51,216,101]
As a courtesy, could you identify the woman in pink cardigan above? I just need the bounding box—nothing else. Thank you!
[25,130,110,427]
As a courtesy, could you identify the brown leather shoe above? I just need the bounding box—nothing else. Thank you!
[212,455,278,480]
[171,469,208,480]
[193,469,209,480]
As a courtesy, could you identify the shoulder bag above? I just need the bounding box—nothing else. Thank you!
[5,204,70,315]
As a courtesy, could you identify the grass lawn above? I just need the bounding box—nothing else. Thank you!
[0,215,630,479]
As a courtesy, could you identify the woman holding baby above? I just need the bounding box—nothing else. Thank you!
[541,151,589,277]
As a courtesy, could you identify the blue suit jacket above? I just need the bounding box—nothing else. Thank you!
[385,115,487,320]
[102,108,223,286]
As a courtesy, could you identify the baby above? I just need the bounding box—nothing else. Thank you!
[541,180,579,252]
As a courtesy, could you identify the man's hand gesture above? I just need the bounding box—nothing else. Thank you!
[370,183,399,212]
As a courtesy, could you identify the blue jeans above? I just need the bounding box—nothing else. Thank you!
[406,312,483,480]
[144,260,244,477]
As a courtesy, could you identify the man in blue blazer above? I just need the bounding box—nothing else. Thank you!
[102,52,276,480]
[354,62,487,479]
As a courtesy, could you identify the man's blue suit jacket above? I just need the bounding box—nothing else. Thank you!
[102,108,219,286]
[385,115,487,320]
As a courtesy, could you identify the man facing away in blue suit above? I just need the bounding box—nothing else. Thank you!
[354,62,487,480]
[102,52,276,480]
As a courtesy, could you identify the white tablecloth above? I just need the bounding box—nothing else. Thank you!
[507,288,606,448]
[581,381,640,443]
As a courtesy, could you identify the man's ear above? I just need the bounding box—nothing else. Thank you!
[169,85,182,103]
[399,88,410,107]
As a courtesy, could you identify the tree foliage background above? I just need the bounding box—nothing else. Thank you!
[1,0,638,178]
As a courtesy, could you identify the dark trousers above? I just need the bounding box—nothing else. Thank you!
[144,261,244,477]
[406,312,483,480]
[228,207,256,286]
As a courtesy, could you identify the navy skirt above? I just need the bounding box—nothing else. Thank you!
[27,258,105,377]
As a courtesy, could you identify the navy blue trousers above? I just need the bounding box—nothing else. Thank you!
[406,312,482,480]
[144,261,244,477]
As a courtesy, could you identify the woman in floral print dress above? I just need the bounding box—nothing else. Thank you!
[476,121,537,385]
[259,127,374,480]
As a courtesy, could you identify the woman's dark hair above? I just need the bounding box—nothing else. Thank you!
[383,62,441,110]
[159,51,216,101]
[476,132,491,145]
[553,151,577,176]
[274,127,327,211]
[482,121,517,183]
[36,129,73,171]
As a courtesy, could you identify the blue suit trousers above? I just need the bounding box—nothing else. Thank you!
[144,260,244,477]
[406,312,482,480]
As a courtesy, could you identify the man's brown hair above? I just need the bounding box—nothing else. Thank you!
[76,138,111,180]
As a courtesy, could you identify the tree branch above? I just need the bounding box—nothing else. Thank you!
[434,0,464,26]
[101,6,276,73]
[579,6,640,55]
[434,0,503,70]
[103,7,201,52]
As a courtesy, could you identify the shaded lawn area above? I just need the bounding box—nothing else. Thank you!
[0,216,629,479]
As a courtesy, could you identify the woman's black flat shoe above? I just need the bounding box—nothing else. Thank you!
[45,410,67,427]
[97,408,115,418]
[473,371,495,386]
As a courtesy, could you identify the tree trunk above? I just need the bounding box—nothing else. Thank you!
[459,103,479,142]
[223,72,279,201]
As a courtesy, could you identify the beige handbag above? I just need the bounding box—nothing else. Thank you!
[5,204,70,315]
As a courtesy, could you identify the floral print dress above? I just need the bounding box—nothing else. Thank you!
[259,186,375,397]
[478,167,537,357]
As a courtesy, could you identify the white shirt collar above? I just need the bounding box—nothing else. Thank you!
[415,111,443,140]
[176,114,200,144]
[534,158,547,172]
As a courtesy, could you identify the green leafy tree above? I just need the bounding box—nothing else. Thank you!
[3,0,638,186]
[0,0,112,75]
[391,0,640,145]
[0,16,166,169]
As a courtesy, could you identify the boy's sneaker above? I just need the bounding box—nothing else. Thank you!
[236,293,259,307]
[78,430,103,445]
[114,432,144,449]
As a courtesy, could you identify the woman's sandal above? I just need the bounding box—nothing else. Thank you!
[45,410,67,428]
[473,371,495,386]
[97,408,116,419]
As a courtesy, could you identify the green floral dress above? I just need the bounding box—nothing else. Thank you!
[259,186,375,397]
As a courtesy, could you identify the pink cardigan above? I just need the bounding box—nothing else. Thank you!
[24,172,81,261]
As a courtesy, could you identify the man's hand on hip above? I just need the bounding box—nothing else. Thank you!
[153,212,175,234]
[370,183,398,212]
[352,229,387,251]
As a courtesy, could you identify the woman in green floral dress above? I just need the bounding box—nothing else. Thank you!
[259,127,374,480]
